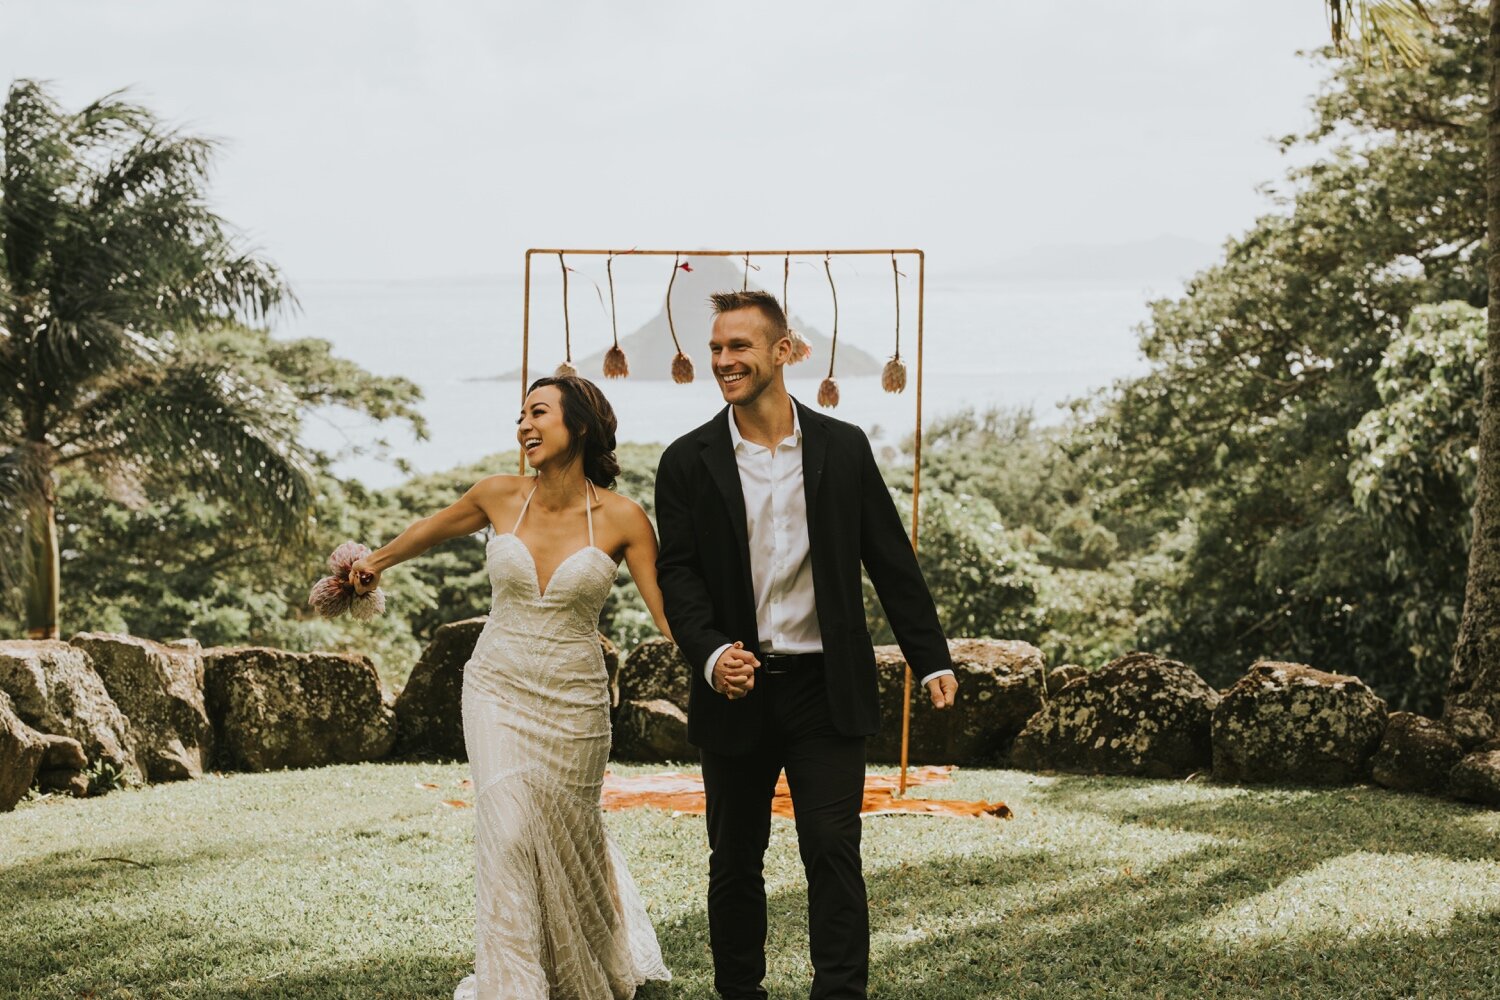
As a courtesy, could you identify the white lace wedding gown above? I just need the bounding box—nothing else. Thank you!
[455,483,671,999]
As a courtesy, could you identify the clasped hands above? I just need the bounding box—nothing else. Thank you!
[712,642,958,709]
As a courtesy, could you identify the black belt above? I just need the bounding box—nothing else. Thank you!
[761,652,824,674]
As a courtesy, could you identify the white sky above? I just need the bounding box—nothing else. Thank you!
[2,1,1332,282]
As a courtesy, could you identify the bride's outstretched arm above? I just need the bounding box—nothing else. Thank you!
[350,478,498,593]
[620,503,673,643]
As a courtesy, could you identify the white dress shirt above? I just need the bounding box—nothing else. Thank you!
[704,402,955,691]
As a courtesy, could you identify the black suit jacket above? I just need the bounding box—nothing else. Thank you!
[654,399,953,755]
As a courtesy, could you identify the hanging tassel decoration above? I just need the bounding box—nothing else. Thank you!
[883,253,908,393]
[603,253,628,378]
[817,253,840,407]
[555,252,577,377]
[667,254,694,383]
[784,253,812,364]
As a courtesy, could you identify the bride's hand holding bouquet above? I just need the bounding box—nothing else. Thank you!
[307,541,387,620]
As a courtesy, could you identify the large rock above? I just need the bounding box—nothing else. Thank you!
[617,638,690,711]
[1011,652,1219,778]
[869,638,1046,765]
[1449,750,1500,808]
[1370,712,1464,795]
[204,647,396,772]
[1045,664,1089,696]
[33,732,88,799]
[1443,707,1496,751]
[37,732,87,771]
[70,632,213,782]
[394,618,486,759]
[1212,661,1387,785]
[0,691,44,812]
[612,698,693,762]
[0,640,141,783]
[394,619,621,760]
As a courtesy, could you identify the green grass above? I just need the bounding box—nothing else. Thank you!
[4,764,1500,999]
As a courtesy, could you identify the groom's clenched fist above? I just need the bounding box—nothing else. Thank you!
[713,642,759,700]
[926,673,958,710]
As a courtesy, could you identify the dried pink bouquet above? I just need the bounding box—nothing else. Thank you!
[308,541,386,620]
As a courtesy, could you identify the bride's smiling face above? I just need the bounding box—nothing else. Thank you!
[517,386,573,469]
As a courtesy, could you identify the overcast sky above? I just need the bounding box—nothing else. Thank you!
[3,1,1332,283]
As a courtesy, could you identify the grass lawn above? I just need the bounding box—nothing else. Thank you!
[3,763,1500,999]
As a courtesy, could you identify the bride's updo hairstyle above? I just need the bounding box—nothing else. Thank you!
[526,375,621,489]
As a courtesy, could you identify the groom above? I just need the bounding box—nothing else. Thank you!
[655,290,958,1000]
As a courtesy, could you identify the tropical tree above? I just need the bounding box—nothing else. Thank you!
[0,80,313,638]
[1323,0,1500,736]
[1074,1,1483,708]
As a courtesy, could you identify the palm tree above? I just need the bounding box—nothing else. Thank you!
[1322,1,1500,739]
[0,80,315,639]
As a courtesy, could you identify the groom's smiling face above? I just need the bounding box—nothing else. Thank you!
[710,308,786,407]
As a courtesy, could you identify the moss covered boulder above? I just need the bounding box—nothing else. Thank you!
[1370,712,1464,795]
[1010,652,1218,778]
[394,618,486,760]
[1449,750,1500,808]
[1211,661,1386,785]
[616,638,690,712]
[869,638,1046,765]
[204,647,396,772]
[612,698,692,762]
[70,633,213,782]
[0,639,140,784]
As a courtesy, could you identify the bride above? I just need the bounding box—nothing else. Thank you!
[351,375,673,999]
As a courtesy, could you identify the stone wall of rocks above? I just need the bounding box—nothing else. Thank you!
[0,633,398,810]
[4,621,1499,812]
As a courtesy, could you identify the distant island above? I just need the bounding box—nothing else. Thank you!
[489,255,881,381]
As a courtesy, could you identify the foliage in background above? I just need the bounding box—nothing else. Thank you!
[1071,2,1486,710]
[0,321,430,683]
[0,81,315,637]
[5,6,1490,709]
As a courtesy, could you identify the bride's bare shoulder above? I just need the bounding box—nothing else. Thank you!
[470,474,528,496]
[595,487,650,527]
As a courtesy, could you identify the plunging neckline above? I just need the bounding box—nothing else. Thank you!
[489,533,614,600]
[492,480,615,600]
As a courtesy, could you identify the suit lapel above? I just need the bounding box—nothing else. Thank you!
[698,408,750,556]
[798,399,827,518]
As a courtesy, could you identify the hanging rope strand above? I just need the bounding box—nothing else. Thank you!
[818,253,840,407]
[892,253,901,359]
[560,252,571,361]
[883,253,908,393]
[603,253,628,377]
[668,254,693,383]
[824,254,839,378]
[555,252,577,376]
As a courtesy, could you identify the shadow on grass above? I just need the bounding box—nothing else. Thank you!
[0,941,469,1000]
[6,771,1499,999]
[650,773,1500,999]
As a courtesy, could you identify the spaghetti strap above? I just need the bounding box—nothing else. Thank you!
[585,481,596,549]
[512,484,538,533]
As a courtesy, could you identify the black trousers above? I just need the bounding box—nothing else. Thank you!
[700,666,869,1000]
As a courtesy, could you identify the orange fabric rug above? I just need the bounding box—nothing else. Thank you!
[600,765,1012,820]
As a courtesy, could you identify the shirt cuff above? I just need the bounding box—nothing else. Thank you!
[704,643,733,691]
[918,668,955,687]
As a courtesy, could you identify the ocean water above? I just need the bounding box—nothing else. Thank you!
[280,272,1177,488]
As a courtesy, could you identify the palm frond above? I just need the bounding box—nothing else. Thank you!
[55,360,317,537]
[1325,1,1434,68]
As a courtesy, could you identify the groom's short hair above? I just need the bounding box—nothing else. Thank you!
[709,290,788,345]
